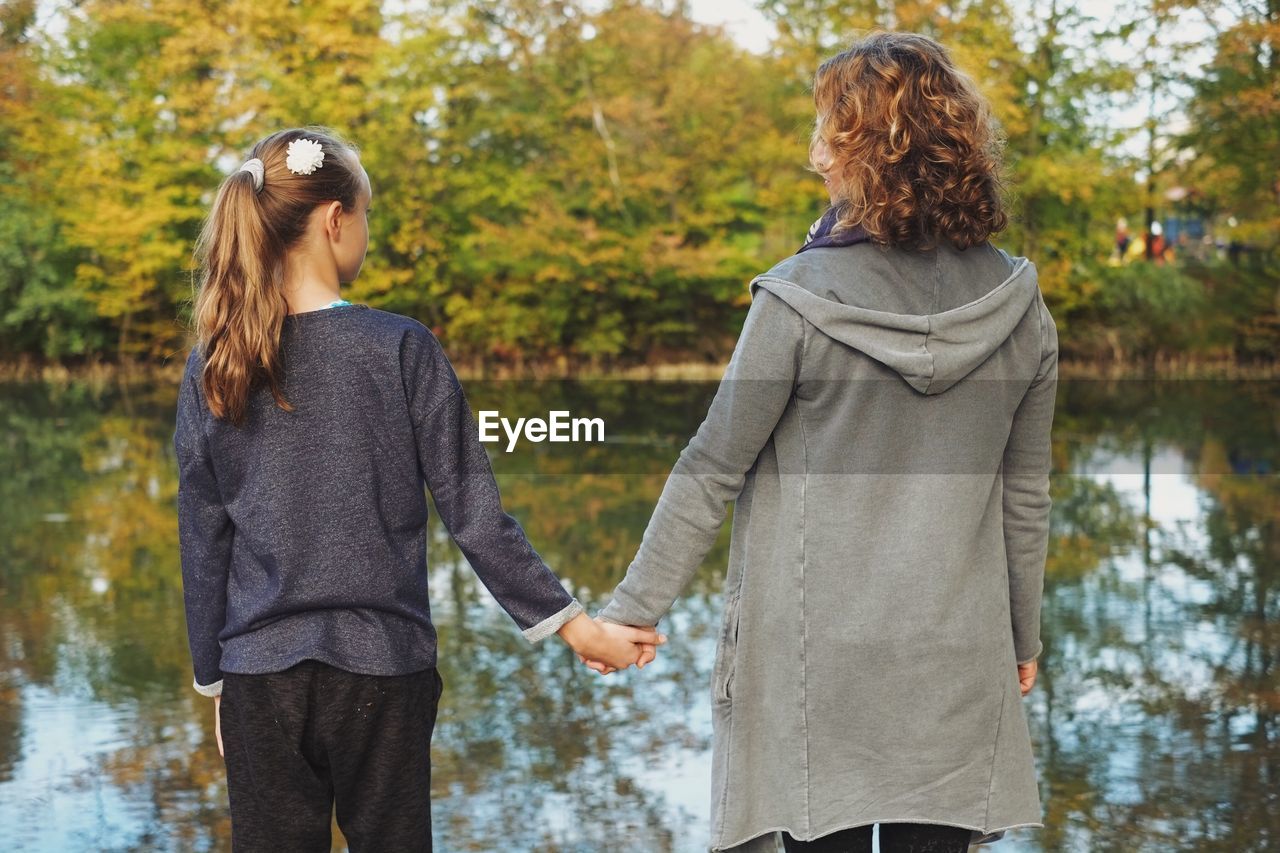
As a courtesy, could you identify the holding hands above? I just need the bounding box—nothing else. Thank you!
[557,613,666,675]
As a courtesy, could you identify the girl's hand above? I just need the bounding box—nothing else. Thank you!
[558,613,665,671]
[214,694,224,757]
[1017,659,1038,696]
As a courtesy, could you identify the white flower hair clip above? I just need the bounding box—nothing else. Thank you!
[285,138,325,176]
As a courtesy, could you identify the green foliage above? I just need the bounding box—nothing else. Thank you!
[1184,258,1280,361]
[0,0,1271,369]
[1094,260,1210,359]
[1062,256,1280,364]
[1177,11,1280,248]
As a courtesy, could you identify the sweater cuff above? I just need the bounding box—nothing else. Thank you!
[1016,640,1043,666]
[593,593,659,629]
[193,676,223,697]
[522,598,585,643]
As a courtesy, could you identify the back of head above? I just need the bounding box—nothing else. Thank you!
[190,126,364,426]
[810,31,1009,252]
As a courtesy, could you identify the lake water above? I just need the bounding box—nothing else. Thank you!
[0,377,1275,852]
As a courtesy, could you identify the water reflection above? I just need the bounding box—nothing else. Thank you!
[0,378,1274,851]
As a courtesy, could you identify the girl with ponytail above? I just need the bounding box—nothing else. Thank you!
[174,126,665,850]
[190,127,370,426]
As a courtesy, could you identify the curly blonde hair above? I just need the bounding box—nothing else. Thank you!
[810,31,1009,251]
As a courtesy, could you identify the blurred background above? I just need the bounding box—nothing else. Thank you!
[0,0,1276,850]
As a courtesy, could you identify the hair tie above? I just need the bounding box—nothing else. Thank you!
[239,158,265,193]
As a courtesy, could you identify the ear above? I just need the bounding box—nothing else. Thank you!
[322,200,344,241]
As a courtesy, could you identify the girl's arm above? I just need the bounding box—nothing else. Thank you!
[595,288,805,629]
[405,327,584,642]
[175,351,234,698]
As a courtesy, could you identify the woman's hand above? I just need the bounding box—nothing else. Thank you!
[1017,659,1038,696]
[558,612,665,671]
[214,694,224,757]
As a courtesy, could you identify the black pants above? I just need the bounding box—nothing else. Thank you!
[220,658,443,853]
[782,822,972,853]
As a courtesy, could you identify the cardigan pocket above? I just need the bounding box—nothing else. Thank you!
[713,589,744,704]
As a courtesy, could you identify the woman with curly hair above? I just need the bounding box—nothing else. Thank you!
[588,31,1057,853]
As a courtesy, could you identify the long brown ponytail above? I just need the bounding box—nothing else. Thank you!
[189,126,364,426]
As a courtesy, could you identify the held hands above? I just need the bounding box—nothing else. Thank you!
[577,629,658,676]
[558,613,666,675]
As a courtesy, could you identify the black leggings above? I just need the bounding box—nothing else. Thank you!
[221,658,443,852]
[782,822,972,853]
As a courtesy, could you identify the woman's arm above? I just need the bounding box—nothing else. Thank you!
[1002,293,1059,666]
[595,288,806,628]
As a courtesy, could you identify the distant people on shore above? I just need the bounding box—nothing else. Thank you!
[1114,217,1130,261]
[1146,221,1170,264]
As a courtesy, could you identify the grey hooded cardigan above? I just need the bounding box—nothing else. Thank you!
[597,240,1057,851]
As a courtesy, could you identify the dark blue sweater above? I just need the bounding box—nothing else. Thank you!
[173,303,584,697]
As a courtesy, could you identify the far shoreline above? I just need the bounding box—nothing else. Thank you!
[0,354,1277,385]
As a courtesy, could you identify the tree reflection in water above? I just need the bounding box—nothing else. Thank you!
[0,378,1274,852]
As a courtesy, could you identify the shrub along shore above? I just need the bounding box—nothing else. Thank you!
[1,352,1276,386]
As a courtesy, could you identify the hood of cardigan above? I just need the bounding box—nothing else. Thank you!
[749,254,1039,395]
